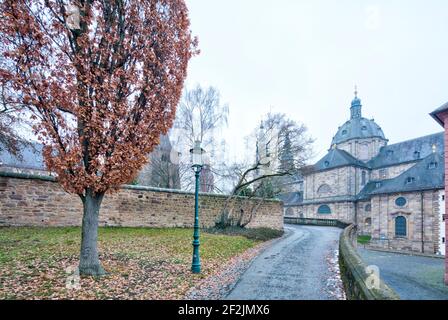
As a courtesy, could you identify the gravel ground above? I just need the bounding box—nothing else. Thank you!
[358,248,448,300]
[225,225,345,300]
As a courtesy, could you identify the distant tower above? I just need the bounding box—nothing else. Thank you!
[200,155,214,192]
[255,120,273,177]
[350,86,362,119]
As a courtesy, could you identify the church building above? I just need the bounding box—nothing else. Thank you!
[283,90,445,255]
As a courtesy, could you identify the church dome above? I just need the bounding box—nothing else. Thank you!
[331,91,386,145]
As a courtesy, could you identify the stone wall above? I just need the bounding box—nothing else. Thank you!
[304,167,354,200]
[368,190,441,254]
[337,138,387,162]
[370,162,416,180]
[0,172,283,230]
[300,201,355,223]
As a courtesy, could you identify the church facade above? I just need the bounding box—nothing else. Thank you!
[283,91,445,255]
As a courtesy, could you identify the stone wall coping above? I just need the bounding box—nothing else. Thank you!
[362,245,445,259]
[0,170,282,203]
[339,224,400,300]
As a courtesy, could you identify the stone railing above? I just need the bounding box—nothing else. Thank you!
[284,217,350,229]
[339,224,400,300]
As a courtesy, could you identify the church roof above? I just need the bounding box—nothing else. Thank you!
[360,151,444,197]
[331,117,386,145]
[430,101,448,126]
[331,93,387,145]
[312,148,368,171]
[367,132,444,169]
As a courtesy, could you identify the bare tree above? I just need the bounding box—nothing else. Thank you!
[171,85,229,191]
[217,112,314,228]
[0,59,31,158]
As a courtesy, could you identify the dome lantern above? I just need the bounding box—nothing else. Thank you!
[350,86,362,119]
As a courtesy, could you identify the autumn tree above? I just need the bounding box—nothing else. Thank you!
[0,0,197,275]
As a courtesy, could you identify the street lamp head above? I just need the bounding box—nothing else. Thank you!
[190,140,205,168]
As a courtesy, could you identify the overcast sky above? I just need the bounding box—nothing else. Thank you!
[183,0,448,163]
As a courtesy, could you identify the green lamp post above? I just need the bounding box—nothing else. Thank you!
[190,140,205,274]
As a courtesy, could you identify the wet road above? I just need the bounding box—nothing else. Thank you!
[226,224,342,300]
[358,248,448,300]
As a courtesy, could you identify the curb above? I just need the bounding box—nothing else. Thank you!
[361,245,445,260]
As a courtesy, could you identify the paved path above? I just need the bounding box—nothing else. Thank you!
[358,248,448,300]
[226,224,343,300]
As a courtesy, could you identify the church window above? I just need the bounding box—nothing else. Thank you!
[317,205,331,214]
[365,204,371,212]
[428,162,438,169]
[395,216,407,237]
[406,177,415,184]
[266,142,271,157]
[395,197,407,207]
[361,171,367,185]
[317,184,332,195]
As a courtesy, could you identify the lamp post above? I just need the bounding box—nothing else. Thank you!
[190,140,205,274]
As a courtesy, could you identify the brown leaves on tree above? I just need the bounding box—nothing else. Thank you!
[0,0,198,196]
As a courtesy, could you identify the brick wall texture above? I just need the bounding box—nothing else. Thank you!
[0,174,284,230]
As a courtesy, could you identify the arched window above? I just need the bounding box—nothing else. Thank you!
[365,218,372,226]
[266,141,271,157]
[361,171,367,186]
[317,184,332,195]
[317,205,331,214]
[395,216,407,237]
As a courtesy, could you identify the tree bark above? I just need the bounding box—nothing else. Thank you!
[79,189,106,276]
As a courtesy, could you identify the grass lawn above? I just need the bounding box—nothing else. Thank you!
[357,235,371,245]
[0,227,269,300]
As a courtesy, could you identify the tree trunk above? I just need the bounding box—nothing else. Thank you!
[79,190,106,276]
